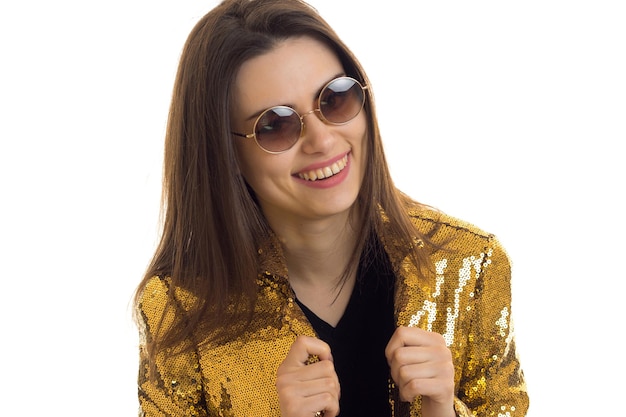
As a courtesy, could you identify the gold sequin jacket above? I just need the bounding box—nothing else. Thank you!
[137,206,529,416]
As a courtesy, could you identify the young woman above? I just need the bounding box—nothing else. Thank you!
[134,1,529,416]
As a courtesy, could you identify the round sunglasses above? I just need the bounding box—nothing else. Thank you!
[232,76,368,154]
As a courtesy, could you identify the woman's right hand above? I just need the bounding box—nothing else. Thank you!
[276,335,340,417]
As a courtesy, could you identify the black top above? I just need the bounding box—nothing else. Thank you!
[295,242,396,417]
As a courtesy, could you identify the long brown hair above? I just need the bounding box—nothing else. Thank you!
[135,0,432,365]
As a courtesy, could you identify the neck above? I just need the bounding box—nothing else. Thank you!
[289,232,354,281]
[281,215,357,283]
[266,210,361,325]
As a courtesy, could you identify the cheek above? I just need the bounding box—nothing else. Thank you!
[353,115,369,158]
[353,118,370,185]
[235,156,268,204]
[234,143,259,187]
[235,146,286,195]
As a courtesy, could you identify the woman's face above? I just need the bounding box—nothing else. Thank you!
[231,36,367,226]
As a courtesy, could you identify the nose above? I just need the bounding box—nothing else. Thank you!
[299,108,333,154]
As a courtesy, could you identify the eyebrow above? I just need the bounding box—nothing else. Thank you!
[244,72,346,122]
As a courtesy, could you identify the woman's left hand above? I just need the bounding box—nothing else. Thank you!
[385,326,456,417]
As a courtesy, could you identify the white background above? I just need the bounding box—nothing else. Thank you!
[1,1,624,415]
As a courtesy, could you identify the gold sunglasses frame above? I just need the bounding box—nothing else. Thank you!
[232,76,368,154]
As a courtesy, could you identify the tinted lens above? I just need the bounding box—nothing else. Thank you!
[319,77,365,124]
[255,106,301,152]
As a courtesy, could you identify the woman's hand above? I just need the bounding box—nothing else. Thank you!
[276,335,340,417]
[385,327,456,417]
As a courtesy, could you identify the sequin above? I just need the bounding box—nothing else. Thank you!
[137,207,529,416]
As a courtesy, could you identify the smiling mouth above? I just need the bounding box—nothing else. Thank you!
[297,154,349,181]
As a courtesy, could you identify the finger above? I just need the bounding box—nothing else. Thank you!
[397,372,455,403]
[403,376,453,400]
[276,373,339,399]
[389,326,446,349]
[276,337,341,417]
[299,374,340,398]
[276,368,340,417]
[279,359,339,386]
[389,346,454,386]
[395,359,454,381]
[302,392,340,417]
[284,336,334,367]
[278,383,340,417]
[388,345,452,369]
[385,327,446,360]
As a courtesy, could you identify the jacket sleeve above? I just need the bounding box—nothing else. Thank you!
[137,277,208,417]
[455,237,530,417]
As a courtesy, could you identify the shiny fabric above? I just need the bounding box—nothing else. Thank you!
[137,205,529,416]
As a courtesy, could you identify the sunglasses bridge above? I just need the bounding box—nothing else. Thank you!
[294,107,325,136]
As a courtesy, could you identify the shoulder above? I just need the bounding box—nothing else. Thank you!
[141,275,170,301]
[139,276,173,312]
[404,201,508,263]
[138,276,198,332]
[406,202,491,240]
[137,276,172,333]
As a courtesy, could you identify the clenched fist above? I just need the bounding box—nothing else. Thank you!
[276,336,341,417]
[386,327,455,417]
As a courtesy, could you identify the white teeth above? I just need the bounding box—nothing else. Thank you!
[298,155,348,181]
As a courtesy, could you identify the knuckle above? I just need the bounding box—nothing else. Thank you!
[397,365,411,382]
[319,360,335,373]
[276,362,287,374]
[431,331,446,343]
[321,391,335,403]
[399,384,417,402]
[327,377,339,393]
[444,361,455,376]
[407,378,423,394]
[396,326,411,337]
[384,345,393,359]
[275,379,289,392]
[389,348,404,364]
